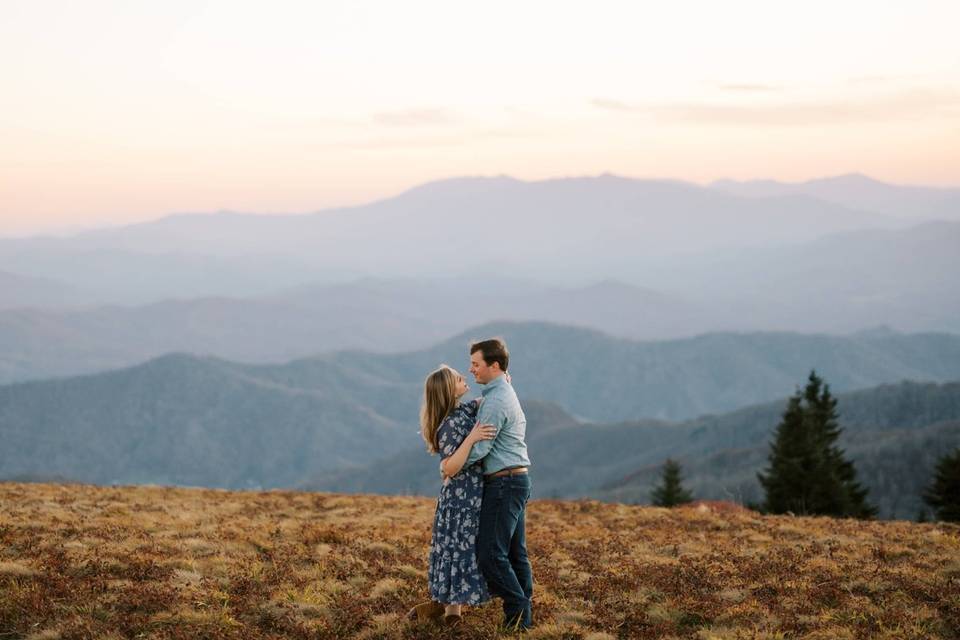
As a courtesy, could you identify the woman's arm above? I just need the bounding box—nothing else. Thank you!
[442,422,496,478]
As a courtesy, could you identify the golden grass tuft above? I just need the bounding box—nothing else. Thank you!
[171,568,203,588]
[717,587,747,603]
[554,609,591,625]
[180,537,219,557]
[526,622,585,639]
[941,559,960,579]
[696,628,744,640]
[646,602,684,624]
[0,561,37,577]
[392,563,425,580]
[368,577,403,598]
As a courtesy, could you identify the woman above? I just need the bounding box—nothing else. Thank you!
[408,364,496,625]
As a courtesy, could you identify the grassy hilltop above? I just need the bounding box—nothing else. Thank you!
[0,483,957,639]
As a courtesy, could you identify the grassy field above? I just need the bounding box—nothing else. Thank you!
[0,482,957,639]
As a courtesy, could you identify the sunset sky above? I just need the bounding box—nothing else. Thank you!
[2,0,959,236]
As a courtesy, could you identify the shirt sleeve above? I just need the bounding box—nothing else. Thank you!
[465,394,506,466]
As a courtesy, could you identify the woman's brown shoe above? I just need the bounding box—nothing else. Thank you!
[407,600,445,621]
[444,613,463,627]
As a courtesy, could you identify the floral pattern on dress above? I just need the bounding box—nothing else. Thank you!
[427,398,490,605]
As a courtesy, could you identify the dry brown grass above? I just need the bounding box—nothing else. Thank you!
[0,482,958,639]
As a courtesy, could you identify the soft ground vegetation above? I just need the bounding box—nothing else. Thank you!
[1,483,958,639]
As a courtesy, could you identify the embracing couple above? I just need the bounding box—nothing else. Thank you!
[408,338,534,631]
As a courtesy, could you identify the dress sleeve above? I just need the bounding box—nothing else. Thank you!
[436,416,464,460]
[464,398,481,419]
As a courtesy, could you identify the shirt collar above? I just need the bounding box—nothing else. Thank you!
[481,374,508,397]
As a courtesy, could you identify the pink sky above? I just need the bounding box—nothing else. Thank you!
[2,0,958,236]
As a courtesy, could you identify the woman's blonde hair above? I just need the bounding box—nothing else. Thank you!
[420,365,459,454]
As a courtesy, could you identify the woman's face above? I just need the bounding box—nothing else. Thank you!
[453,370,469,398]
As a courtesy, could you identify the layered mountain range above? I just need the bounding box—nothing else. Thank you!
[2,322,958,519]
[0,176,957,384]
[2,173,956,306]
[2,173,957,520]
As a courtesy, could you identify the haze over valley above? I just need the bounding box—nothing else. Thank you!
[1,172,957,520]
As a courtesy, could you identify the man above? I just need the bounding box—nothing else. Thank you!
[464,338,534,631]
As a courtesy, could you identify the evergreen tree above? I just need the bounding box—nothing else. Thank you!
[758,370,877,518]
[805,372,876,518]
[757,394,812,514]
[922,448,960,522]
[651,458,694,507]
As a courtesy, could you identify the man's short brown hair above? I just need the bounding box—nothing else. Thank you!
[470,338,509,372]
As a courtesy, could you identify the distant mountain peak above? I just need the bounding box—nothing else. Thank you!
[711,173,885,189]
[832,171,874,181]
[582,278,638,292]
[132,351,228,374]
[808,173,886,187]
[710,177,782,188]
[574,279,673,300]
[852,325,900,339]
[396,175,523,200]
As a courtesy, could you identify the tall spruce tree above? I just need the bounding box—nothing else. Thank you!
[756,394,812,514]
[922,448,960,522]
[758,371,876,518]
[651,458,694,507]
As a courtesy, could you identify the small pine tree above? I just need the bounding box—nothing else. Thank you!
[757,394,812,514]
[922,448,960,522]
[804,373,876,518]
[651,458,694,507]
[758,370,876,518]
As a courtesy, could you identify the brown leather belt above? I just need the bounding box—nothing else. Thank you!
[484,467,529,479]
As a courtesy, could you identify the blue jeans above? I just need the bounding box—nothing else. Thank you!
[477,473,533,628]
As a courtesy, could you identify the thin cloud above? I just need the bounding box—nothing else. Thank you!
[591,99,637,112]
[848,75,895,86]
[373,108,458,126]
[591,88,960,126]
[718,83,781,92]
[331,127,541,151]
[332,135,462,150]
[847,73,933,86]
[477,128,541,140]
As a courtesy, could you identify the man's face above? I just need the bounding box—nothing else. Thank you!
[469,349,498,384]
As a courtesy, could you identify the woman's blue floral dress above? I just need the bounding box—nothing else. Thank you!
[427,399,490,605]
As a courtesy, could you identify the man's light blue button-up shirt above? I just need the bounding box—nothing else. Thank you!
[465,374,531,475]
